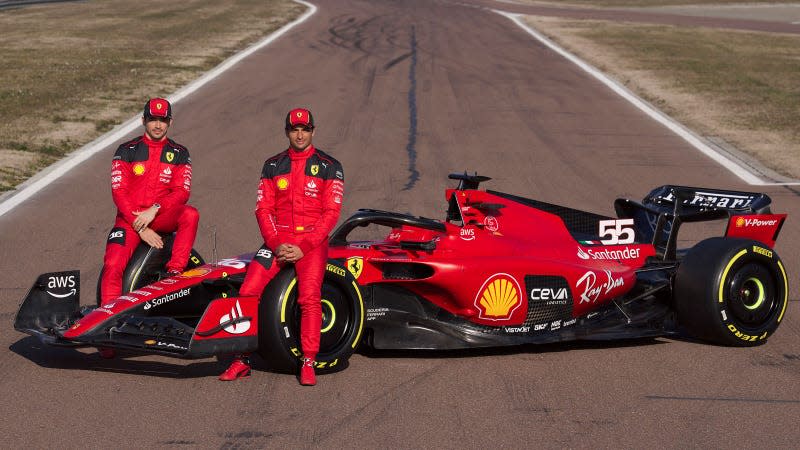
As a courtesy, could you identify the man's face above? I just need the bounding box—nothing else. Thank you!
[286,126,314,152]
[143,116,171,141]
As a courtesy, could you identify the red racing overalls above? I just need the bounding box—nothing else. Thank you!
[100,134,198,305]
[239,145,344,359]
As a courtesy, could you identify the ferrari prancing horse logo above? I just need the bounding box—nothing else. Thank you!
[311,164,319,176]
[346,257,363,279]
[165,151,174,163]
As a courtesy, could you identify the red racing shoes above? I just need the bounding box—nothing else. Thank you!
[219,355,251,381]
[299,357,316,386]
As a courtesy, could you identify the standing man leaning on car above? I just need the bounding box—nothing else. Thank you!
[219,108,344,386]
[101,98,199,312]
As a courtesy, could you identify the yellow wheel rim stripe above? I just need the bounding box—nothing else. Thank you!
[719,249,748,303]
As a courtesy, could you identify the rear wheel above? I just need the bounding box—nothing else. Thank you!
[95,235,204,305]
[674,237,788,346]
[258,264,364,374]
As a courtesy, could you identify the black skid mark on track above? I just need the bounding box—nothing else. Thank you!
[402,25,419,191]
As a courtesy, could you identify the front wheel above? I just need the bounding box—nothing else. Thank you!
[674,237,788,346]
[258,264,364,374]
[96,234,204,305]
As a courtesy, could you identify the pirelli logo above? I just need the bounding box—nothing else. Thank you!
[326,264,346,277]
[752,246,773,259]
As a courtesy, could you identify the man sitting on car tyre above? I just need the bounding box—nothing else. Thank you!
[99,98,199,358]
[219,108,344,386]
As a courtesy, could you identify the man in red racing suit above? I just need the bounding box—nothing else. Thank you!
[100,98,199,312]
[219,108,344,386]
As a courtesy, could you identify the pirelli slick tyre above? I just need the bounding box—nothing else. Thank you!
[258,263,364,374]
[95,235,204,305]
[675,237,788,346]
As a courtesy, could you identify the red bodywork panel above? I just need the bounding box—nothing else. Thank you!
[63,257,250,339]
[725,214,786,248]
[329,189,656,327]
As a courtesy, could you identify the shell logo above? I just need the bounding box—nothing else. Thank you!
[277,177,289,190]
[736,217,745,227]
[474,273,522,321]
[179,268,211,278]
[133,163,146,176]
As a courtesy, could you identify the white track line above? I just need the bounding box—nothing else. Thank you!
[498,11,799,186]
[0,0,317,219]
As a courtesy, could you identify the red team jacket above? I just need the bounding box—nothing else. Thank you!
[256,145,344,253]
[111,135,193,224]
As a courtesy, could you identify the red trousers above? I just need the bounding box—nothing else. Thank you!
[100,205,199,305]
[239,239,327,358]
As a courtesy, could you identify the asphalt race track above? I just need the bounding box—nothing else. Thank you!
[1,0,799,447]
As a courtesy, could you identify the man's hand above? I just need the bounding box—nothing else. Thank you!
[276,243,304,263]
[139,228,164,249]
[132,206,158,232]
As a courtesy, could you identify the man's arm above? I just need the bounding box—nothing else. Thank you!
[255,170,281,251]
[110,152,138,225]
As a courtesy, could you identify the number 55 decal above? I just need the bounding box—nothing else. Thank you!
[599,219,635,245]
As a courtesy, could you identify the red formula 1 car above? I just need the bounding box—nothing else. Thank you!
[15,173,789,373]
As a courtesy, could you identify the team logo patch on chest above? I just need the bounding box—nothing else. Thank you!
[305,179,319,197]
[133,163,146,176]
[165,151,175,163]
[276,177,289,190]
[311,164,319,176]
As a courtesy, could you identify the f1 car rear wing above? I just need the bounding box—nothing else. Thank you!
[614,185,786,260]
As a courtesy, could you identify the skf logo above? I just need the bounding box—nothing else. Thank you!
[277,177,289,190]
[311,164,319,176]
[474,274,522,321]
[166,151,174,163]
[347,257,363,279]
[133,163,146,176]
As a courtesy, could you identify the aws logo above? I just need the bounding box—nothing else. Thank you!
[474,273,522,321]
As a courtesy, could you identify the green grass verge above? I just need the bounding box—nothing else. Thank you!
[526,17,800,178]
[0,0,304,192]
